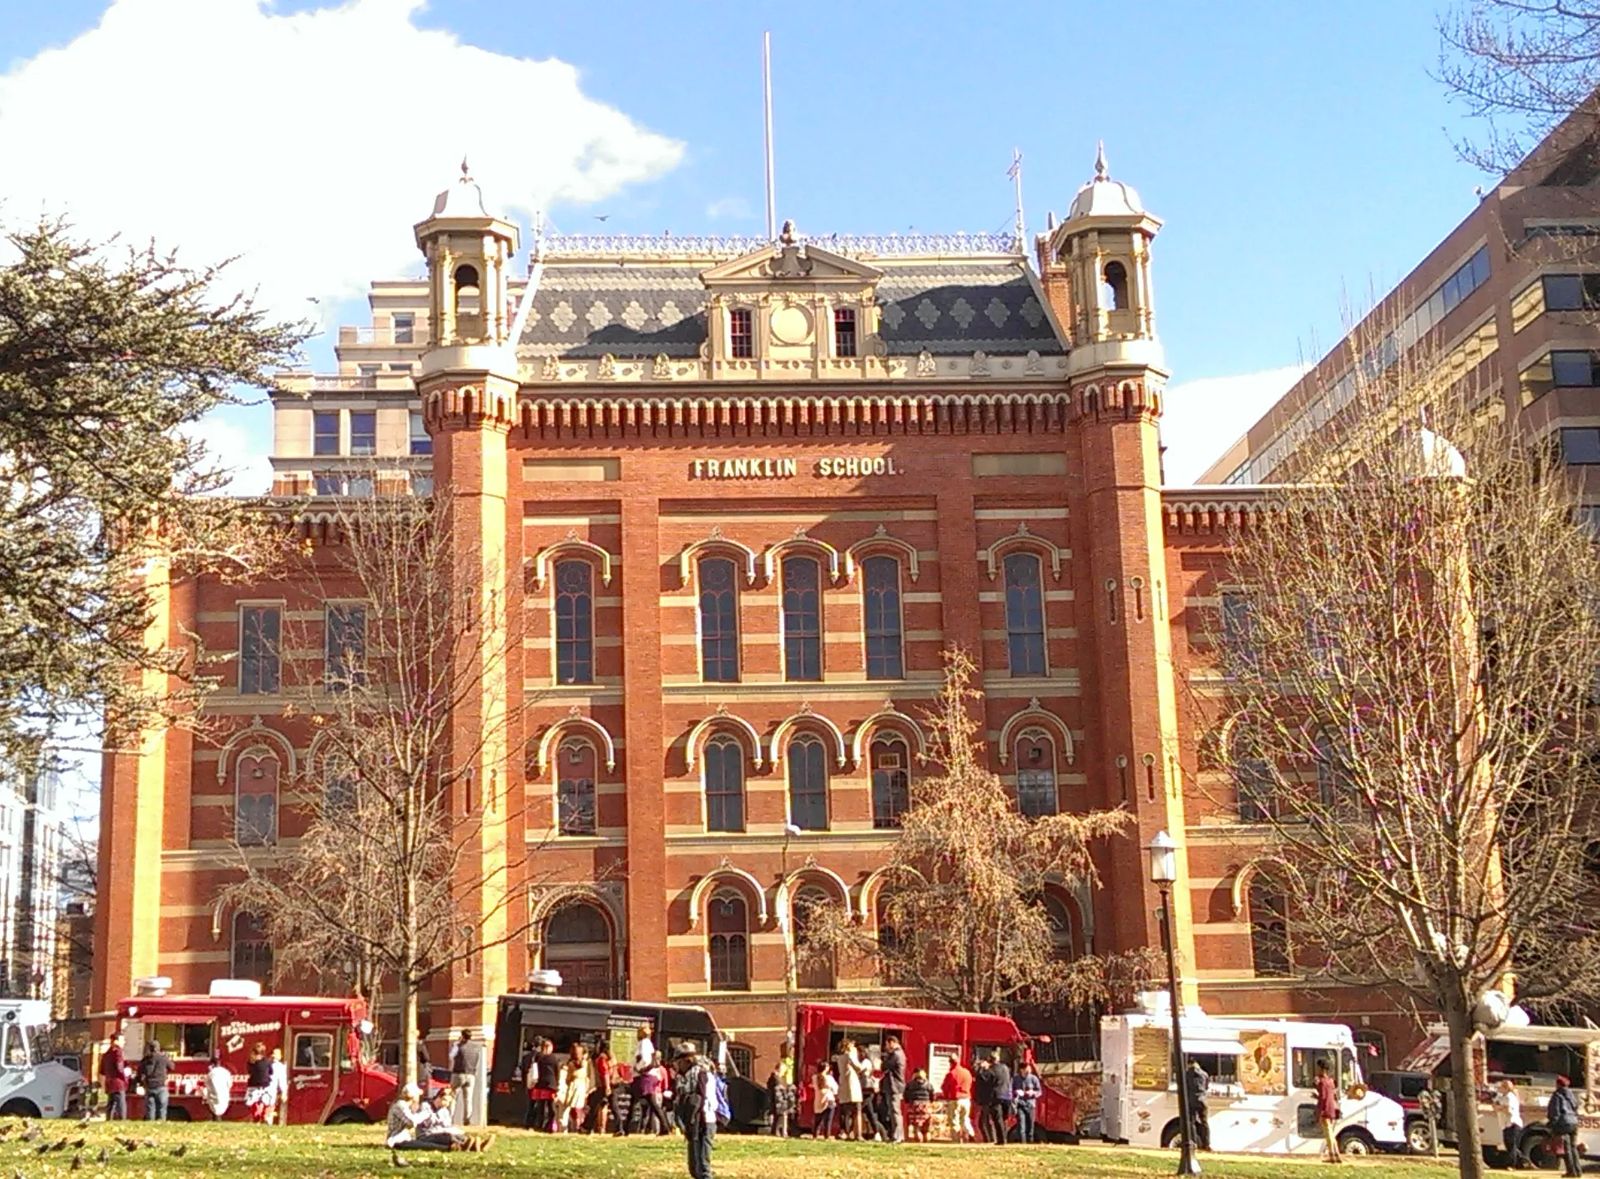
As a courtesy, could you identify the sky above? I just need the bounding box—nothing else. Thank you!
[0,0,1504,488]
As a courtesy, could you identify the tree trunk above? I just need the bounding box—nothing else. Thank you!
[1445,992,1486,1179]
[401,980,420,1088]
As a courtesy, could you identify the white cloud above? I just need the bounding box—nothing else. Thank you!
[181,409,274,496]
[1160,364,1309,485]
[0,0,684,318]
[705,196,753,222]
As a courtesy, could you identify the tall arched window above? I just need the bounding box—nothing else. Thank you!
[557,738,597,836]
[1234,727,1276,822]
[1102,260,1129,310]
[1248,879,1291,977]
[554,560,594,685]
[1003,553,1047,676]
[1014,728,1058,818]
[875,891,905,985]
[453,263,480,315]
[862,556,904,680]
[1314,729,1351,814]
[234,749,279,846]
[708,890,750,991]
[1041,893,1075,959]
[698,557,740,683]
[870,734,910,829]
[787,734,829,831]
[544,902,614,999]
[704,736,746,833]
[231,912,273,984]
[792,885,835,989]
[782,557,822,681]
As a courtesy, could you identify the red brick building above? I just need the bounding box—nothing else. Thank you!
[92,153,1409,1073]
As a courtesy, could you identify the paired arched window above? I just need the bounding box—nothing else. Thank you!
[230,912,273,984]
[557,738,598,836]
[698,557,740,683]
[234,749,279,846]
[1314,729,1352,813]
[554,559,595,686]
[1233,727,1276,822]
[792,886,835,989]
[1248,879,1291,977]
[1003,553,1047,676]
[782,557,823,681]
[1041,893,1075,959]
[544,901,614,999]
[875,891,906,985]
[862,555,904,680]
[1014,728,1058,818]
[703,736,746,833]
[323,771,356,817]
[787,734,830,831]
[708,890,750,991]
[870,734,910,829]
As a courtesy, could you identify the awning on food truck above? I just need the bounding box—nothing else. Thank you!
[1183,1037,1245,1055]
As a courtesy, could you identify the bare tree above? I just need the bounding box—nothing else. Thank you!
[221,488,541,1083]
[1207,317,1600,1178]
[1440,0,1600,171]
[801,649,1157,1015]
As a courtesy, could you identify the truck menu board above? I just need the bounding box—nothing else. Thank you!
[1131,1026,1170,1090]
[1239,1030,1287,1096]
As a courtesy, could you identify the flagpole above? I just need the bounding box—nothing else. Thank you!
[763,32,777,242]
[1010,148,1025,255]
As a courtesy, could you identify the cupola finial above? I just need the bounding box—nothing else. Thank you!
[1094,140,1109,181]
[460,155,472,181]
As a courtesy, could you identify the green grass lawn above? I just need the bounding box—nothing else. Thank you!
[0,1121,1477,1178]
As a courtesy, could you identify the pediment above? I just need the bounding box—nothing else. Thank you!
[700,241,883,288]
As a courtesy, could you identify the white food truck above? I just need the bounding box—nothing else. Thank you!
[1101,1004,1408,1156]
[0,1000,84,1119]
[1402,1021,1600,1169]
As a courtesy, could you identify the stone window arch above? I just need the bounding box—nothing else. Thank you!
[234,747,280,846]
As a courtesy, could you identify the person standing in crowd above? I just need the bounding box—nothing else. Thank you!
[556,1042,593,1133]
[672,1042,716,1179]
[940,1053,975,1143]
[985,1050,1013,1146]
[387,1083,454,1158]
[1549,1074,1581,1177]
[1314,1058,1342,1165]
[449,1029,482,1127]
[631,1051,666,1135]
[767,1048,796,1139]
[136,1039,171,1122]
[204,1054,232,1121]
[269,1046,289,1124]
[654,1053,678,1133]
[635,1024,656,1074]
[100,1033,129,1121]
[524,1037,561,1132]
[973,1054,997,1143]
[902,1067,934,1143]
[244,1042,274,1123]
[811,1059,838,1139]
[1185,1058,1211,1152]
[834,1038,866,1140]
[1493,1078,1523,1167]
[858,1052,886,1141]
[880,1035,906,1143]
[1012,1061,1042,1144]
[591,1047,615,1135]
[609,1051,633,1136]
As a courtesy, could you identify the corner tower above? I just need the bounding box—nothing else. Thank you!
[414,166,522,1039]
[1045,149,1196,993]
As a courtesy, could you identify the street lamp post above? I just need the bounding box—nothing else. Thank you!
[1148,830,1201,1176]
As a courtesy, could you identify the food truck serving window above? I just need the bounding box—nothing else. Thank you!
[1485,1038,1587,1087]
[144,1023,214,1060]
[1291,1047,1343,1091]
[294,1033,334,1069]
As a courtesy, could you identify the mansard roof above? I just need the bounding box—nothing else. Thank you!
[516,235,1065,361]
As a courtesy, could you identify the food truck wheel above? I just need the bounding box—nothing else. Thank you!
[0,1099,38,1119]
[1158,1119,1184,1149]
[1336,1128,1375,1156]
[1516,1128,1560,1171]
[1405,1117,1435,1154]
[327,1107,371,1125]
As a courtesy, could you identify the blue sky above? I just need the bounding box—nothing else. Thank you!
[1,1,1496,481]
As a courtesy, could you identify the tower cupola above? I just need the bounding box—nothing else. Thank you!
[1038,144,1165,378]
[414,161,521,377]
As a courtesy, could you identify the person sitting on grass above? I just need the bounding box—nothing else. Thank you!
[387,1083,455,1156]
[902,1068,934,1143]
[421,1086,495,1152]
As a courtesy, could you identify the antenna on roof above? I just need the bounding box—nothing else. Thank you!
[763,31,777,242]
[1007,148,1025,255]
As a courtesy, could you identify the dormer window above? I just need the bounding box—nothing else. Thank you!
[834,308,857,358]
[729,308,754,358]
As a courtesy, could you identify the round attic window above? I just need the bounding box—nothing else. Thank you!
[769,304,813,346]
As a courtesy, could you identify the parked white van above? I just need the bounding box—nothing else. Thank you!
[0,1000,84,1119]
[1101,1004,1407,1156]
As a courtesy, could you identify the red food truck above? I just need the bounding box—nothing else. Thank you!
[794,1001,1031,1133]
[114,979,398,1124]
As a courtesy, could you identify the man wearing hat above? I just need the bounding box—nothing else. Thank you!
[672,1041,716,1179]
[1548,1074,1581,1177]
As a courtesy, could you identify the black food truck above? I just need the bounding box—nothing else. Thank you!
[487,993,764,1129]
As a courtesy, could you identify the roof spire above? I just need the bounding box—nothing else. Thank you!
[460,155,471,181]
[1094,140,1109,181]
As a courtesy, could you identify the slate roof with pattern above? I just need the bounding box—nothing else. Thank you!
[517,256,1065,359]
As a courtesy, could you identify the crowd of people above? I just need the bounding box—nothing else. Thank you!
[97,1033,296,1123]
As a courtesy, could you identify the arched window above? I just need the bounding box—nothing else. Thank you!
[234,749,279,846]
[698,557,740,683]
[554,560,594,685]
[704,735,746,833]
[557,738,597,836]
[870,734,910,829]
[453,263,480,315]
[230,912,273,984]
[1234,727,1275,822]
[544,902,614,999]
[708,890,750,991]
[726,1043,756,1079]
[1041,893,1075,959]
[1248,879,1291,977]
[1003,553,1047,676]
[1314,729,1351,814]
[787,734,829,831]
[862,555,904,680]
[782,557,823,682]
[323,771,356,817]
[1014,728,1058,818]
[875,891,905,985]
[792,885,835,989]
[1103,260,1129,311]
